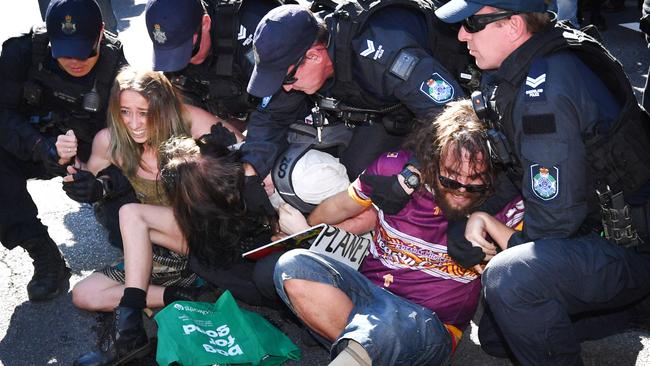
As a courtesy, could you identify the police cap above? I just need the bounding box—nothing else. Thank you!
[145,0,204,72]
[46,0,103,59]
[247,5,319,98]
[435,0,548,23]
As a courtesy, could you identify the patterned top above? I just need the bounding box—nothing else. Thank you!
[349,150,524,329]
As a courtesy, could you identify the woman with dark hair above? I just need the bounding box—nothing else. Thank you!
[74,136,278,366]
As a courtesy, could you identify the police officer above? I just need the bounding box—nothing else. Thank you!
[435,0,650,364]
[0,0,127,301]
[144,0,280,121]
[242,3,469,202]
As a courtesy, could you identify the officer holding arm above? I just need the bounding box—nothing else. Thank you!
[242,3,470,190]
[0,0,127,301]
[435,0,650,364]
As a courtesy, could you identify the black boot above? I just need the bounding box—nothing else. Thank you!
[74,306,151,366]
[21,236,71,301]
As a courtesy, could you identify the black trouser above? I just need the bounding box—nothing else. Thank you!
[340,123,405,180]
[0,147,52,249]
[188,251,285,310]
[93,188,138,250]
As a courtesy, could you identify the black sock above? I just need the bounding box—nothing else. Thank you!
[119,287,147,309]
[163,286,181,306]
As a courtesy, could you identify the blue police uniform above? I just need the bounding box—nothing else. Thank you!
[0,31,126,249]
[165,0,279,118]
[241,6,464,179]
[478,33,650,364]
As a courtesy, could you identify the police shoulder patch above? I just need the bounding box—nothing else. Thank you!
[530,164,559,200]
[420,73,454,104]
[261,95,272,108]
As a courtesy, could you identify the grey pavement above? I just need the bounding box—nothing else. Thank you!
[0,1,649,365]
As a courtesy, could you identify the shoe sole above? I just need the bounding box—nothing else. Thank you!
[28,267,72,302]
[111,340,154,366]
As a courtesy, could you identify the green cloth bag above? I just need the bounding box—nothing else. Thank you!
[155,291,301,366]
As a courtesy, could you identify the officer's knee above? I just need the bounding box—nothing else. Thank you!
[482,248,540,307]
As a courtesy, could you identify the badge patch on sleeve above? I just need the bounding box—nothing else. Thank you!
[261,95,272,108]
[530,164,559,200]
[420,73,454,104]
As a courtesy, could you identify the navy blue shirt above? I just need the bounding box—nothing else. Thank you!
[490,50,621,246]
[241,6,464,177]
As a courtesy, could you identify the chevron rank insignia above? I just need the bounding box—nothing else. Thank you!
[525,59,547,101]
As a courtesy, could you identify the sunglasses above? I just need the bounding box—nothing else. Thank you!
[438,174,489,193]
[282,55,306,85]
[462,11,519,33]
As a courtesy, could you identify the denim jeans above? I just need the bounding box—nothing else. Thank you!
[274,249,452,366]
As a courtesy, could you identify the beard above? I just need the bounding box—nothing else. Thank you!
[432,183,484,221]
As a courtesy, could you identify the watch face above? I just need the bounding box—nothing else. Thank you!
[406,174,419,188]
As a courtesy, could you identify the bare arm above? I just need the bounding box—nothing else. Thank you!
[185,104,245,142]
[333,208,376,235]
[465,211,515,251]
[308,190,369,226]
[82,128,112,175]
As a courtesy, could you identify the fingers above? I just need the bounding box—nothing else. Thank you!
[262,174,275,196]
[469,237,497,256]
[56,130,78,160]
[473,264,484,275]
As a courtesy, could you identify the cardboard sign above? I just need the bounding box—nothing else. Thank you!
[242,224,371,270]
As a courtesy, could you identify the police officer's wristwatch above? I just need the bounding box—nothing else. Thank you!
[399,167,420,190]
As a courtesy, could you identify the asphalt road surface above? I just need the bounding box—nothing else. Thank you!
[0,1,649,365]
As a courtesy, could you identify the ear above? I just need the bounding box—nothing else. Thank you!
[507,14,529,42]
[305,46,324,63]
[202,14,212,33]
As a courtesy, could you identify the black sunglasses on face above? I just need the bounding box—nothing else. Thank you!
[438,174,489,193]
[282,55,306,85]
[462,11,519,33]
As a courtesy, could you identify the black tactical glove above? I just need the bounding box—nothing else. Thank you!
[63,165,133,203]
[243,175,276,217]
[359,173,411,215]
[446,219,486,269]
[62,170,104,203]
[33,137,67,177]
[198,122,237,147]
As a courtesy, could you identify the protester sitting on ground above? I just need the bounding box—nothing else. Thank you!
[272,99,525,366]
[65,68,239,316]
[74,134,358,365]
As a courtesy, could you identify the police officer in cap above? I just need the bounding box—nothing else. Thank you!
[241,3,469,208]
[144,0,280,122]
[434,0,650,363]
[0,0,126,301]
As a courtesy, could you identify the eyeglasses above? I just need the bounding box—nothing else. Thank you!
[282,55,306,85]
[462,11,519,33]
[437,174,488,193]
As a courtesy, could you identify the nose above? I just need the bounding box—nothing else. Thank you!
[282,84,293,92]
[458,26,470,42]
[127,113,141,130]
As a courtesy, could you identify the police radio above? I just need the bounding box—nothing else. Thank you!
[82,81,101,113]
[471,91,513,166]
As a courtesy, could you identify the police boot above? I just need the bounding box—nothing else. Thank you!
[21,236,71,301]
[73,306,151,366]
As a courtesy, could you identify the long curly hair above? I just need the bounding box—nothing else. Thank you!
[107,67,190,178]
[159,137,273,266]
[405,99,495,194]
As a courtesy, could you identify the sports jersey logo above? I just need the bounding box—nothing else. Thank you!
[152,24,167,44]
[531,164,558,200]
[61,15,76,35]
[420,73,454,104]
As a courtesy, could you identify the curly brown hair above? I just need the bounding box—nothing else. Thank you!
[405,99,494,194]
